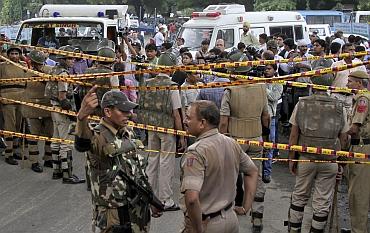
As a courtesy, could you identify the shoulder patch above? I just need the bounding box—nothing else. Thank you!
[186,157,195,167]
[357,98,368,113]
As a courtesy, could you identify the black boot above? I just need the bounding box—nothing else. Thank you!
[5,157,18,165]
[63,175,86,184]
[31,163,43,173]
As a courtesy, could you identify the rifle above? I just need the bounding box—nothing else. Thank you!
[113,146,164,212]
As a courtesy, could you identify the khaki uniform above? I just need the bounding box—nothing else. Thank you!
[180,128,256,233]
[22,65,53,164]
[348,93,370,233]
[288,93,348,232]
[75,118,150,233]
[0,61,29,158]
[137,74,182,208]
[220,84,268,226]
[47,65,75,177]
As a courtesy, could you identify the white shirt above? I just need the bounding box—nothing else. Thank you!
[154,32,164,47]
[332,38,345,46]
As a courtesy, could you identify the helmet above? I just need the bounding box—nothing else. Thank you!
[29,50,46,64]
[227,52,251,73]
[6,45,22,56]
[97,47,116,59]
[311,66,334,86]
[157,51,177,66]
[56,45,76,59]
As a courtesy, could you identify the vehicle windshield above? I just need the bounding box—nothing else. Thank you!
[16,21,104,52]
[178,27,213,50]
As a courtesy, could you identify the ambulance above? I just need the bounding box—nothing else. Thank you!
[178,4,309,53]
[15,4,130,53]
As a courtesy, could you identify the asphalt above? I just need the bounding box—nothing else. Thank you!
[0,142,359,233]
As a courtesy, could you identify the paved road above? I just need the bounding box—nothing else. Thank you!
[0,144,352,233]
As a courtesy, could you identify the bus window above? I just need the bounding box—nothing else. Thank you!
[294,25,303,40]
[359,15,370,23]
[216,29,234,49]
[269,26,294,40]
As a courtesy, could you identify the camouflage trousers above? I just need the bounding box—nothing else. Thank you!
[92,206,150,233]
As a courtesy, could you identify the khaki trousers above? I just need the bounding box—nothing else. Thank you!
[349,145,370,233]
[181,207,239,233]
[27,117,53,163]
[2,104,23,158]
[289,155,337,231]
[50,112,73,174]
[241,139,265,222]
[146,131,176,207]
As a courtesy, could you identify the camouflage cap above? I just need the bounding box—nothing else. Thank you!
[97,47,116,59]
[101,90,138,112]
[7,45,22,55]
[349,71,369,80]
[29,50,46,64]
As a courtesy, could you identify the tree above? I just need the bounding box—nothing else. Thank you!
[357,0,370,10]
[1,0,23,24]
[255,0,296,11]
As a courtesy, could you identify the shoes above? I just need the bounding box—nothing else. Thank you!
[5,157,18,165]
[163,203,180,211]
[31,163,43,173]
[52,172,63,180]
[43,160,53,168]
[262,175,271,184]
[13,153,26,160]
[62,175,86,184]
[340,229,351,233]
[252,225,263,233]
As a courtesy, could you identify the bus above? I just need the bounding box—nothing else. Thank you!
[297,10,344,28]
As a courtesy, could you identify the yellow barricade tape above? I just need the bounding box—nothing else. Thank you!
[0,96,368,160]
[1,129,369,164]
[3,41,369,67]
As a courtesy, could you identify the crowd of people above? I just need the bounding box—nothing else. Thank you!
[0,19,369,233]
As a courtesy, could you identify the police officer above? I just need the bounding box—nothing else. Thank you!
[219,52,270,233]
[75,86,161,233]
[287,74,348,233]
[45,45,84,183]
[346,70,370,233]
[137,51,185,211]
[0,45,30,165]
[21,49,54,172]
[181,100,258,233]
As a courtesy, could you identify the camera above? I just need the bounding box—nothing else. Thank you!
[131,55,146,63]
[118,27,130,38]
[248,65,266,77]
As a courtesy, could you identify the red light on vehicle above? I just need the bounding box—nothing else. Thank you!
[191,11,221,18]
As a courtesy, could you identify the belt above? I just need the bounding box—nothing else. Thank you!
[202,202,233,221]
[351,138,370,145]
[0,84,26,89]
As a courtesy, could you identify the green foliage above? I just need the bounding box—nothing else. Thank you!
[255,0,296,11]
[357,0,370,10]
[1,0,22,24]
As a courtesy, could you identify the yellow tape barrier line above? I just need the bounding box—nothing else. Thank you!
[2,41,114,63]
[3,41,369,67]
[0,96,368,160]
[1,129,369,164]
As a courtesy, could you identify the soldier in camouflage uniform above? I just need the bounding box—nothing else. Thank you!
[21,50,54,172]
[45,45,85,184]
[0,46,30,165]
[75,87,162,233]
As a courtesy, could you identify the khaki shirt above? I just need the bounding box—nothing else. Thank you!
[351,95,369,126]
[180,128,255,215]
[240,31,259,47]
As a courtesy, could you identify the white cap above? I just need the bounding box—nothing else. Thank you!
[297,40,308,47]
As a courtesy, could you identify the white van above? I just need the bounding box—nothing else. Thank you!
[178,4,309,52]
[15,4,129,53]
[350,11,370,23]
[307,24,332,38]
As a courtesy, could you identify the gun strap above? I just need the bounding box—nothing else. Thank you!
[117,206,132,232]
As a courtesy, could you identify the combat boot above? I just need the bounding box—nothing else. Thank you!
[5,157,18,165]
[31,163,43,173]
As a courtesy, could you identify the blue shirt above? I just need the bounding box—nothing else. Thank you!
[197,77,230,109]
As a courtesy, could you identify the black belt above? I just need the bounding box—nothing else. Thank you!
[351,138,370,145]
[202,202,233,221]
[0,84,26,89]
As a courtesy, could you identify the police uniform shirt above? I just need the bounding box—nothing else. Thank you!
[180,128,256,215]
[351,95,369,127]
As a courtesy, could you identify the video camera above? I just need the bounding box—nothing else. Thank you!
[248,65,266,77]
